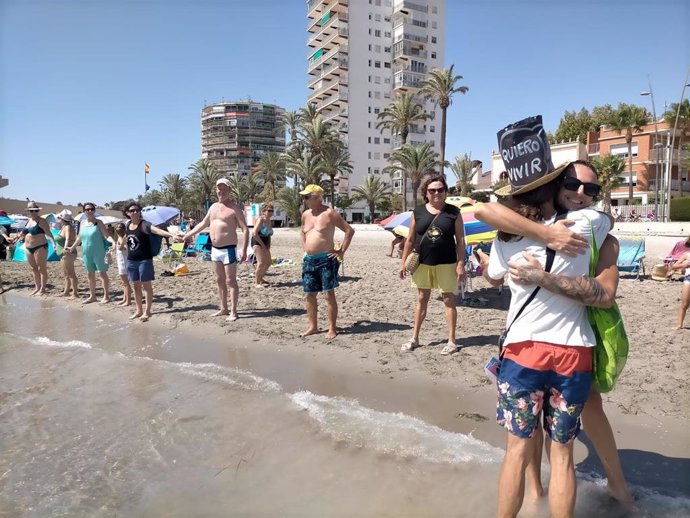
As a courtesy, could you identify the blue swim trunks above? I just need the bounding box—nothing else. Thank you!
[302,252,340,294]
[127,258,155,282]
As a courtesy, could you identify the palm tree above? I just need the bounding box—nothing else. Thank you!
[298,116,340,156]
[275,186,303,227]
[320,143,353,206]
[663,99,690,196]
[420,65,469,175]
[158,173,187,208]
[376,93,431,210]
[592,154,625,214]
[448,153,476,196]
[284,150,326,187]
[351,175,392,220]
[299,103,319,125]
[384,143,440,206]
[282,110,302,145]
[253,152,285,201]
[607,103,649,200]
[227,173,264,206]
[187,158,223,210]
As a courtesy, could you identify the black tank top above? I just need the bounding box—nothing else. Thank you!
[413,204,460,265]
[125,221,153,261]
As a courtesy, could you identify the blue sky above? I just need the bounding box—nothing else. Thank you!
[1,0,688,206]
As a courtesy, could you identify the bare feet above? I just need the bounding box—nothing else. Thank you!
[212,309,230,317]
[140,314,150,322]
[326,330,338,340]
[253,283,266,289]
[226,313,239,322]
[61,291,70,297]
[129,312,143,320]
[82,297,97,304]
[300,328,319,337]
[99,297,110,305]
[117,300,130,307]
[30,288,40,296]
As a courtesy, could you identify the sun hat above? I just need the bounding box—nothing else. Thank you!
[26,201,42,212]
[494,115,570,197]
[299,184,325,196]
[57,209,73,222]
[651,264,669,282]
[216,178,231,187]
[0,210,7,217]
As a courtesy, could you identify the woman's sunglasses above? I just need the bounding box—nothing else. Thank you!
[563,176,601,197]
[84,207,95,212]
[427,188,446,194]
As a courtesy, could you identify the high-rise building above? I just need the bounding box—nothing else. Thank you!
[201,101,286,177]
[307,0,445,220]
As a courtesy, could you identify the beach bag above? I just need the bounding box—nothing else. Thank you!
[404,212,441,275]
[587,225,629,393]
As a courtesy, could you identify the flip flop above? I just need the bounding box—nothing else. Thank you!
[440,342,459,355]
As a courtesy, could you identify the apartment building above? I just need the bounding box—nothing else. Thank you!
[587,120,689,205]
[201,101,286,178]
[307,0,445,220]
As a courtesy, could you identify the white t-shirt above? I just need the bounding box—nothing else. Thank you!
[488,208,611,348]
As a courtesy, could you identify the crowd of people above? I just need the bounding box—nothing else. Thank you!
[2,114,690,517]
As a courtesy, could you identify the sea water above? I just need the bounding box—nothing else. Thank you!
[0,294,688,517]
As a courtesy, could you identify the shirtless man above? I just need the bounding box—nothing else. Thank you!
[184,178,249,321]
[300,184,355,339]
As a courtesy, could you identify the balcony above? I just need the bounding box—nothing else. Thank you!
[394,63,427,75]
[308,44,348,72]
[307,0,348,20]
[308,55,348,86]
[308,75,347,101]
[321,106,348,123]
[393,41,427,61]
[308,11,349,42]
[315,87,348,111]
[396,0,428,14]
[394,32,428,44]
[310,24,349,53]
[393,70,425,90]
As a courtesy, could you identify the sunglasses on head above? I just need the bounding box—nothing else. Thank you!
[427,187,446,194]
[563,176,601,197]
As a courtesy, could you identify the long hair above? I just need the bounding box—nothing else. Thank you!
[421,174,449,203]
[497,177,563,242]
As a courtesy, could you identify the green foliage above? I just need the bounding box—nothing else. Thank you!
[226,173,264,206]
[448,153,476,196]
[384,143,440,207]
[351,175,393,218]
[275,186,303,227]
[552,104,616,144]
[188,158,223,209]
[591,154,625,213]
[253,152,285,201]
[334,194,355,210]
[670,197,690,221]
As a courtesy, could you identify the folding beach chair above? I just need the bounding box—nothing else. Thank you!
[617,237,646,280]
[193,234,211,261]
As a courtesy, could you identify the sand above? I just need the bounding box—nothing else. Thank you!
[3,225,689,427]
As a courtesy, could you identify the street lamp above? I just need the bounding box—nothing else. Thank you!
[641,82,660,221]
[666,68,690,222]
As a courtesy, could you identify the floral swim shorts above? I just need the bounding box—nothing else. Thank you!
[302,252,340,294]
[496,341,592,444]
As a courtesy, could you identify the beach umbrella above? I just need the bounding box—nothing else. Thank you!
[391,203,496,245]
[42,213,58,224]
[78,211,103,221]
[383,211,412,231]
[8,214,28,229]
[141,205,180,226]
[446,196,476,208]
[378,212,400,228]
[97,215,124,225]
[0,216,16,226]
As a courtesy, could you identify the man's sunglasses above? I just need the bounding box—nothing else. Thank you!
[563,176,601,197]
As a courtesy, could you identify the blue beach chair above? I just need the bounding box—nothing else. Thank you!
[617,237,646,280]
[194,233,211,261]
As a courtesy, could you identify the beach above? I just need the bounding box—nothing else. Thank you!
[1,227,689,516]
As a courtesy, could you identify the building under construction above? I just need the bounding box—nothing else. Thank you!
[201,101,286,177]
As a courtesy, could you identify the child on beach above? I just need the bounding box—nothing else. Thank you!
[114,223,131,306]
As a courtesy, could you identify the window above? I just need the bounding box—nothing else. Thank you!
[432,21,437,29]
[375,14,381,21]
[384,31,391,37]
[368,107,372,113]
[375,45,381,53]
[368,167,372,174]
[374,76,381,84]
[373,168,380,175]
[431,36,437,44]
[610,142,638,158]
[431,51,437,59]
[384,62,391,68]
[368,28,372,35]
[374,29,381,37]
[384,77,390,84]
[430,125,435,133]
[383,138,390,144]
[374,107,380,114]
[374,152,380,159]
[368,44,372,51]
[368,152,372,159]
[384,92,390,99]
[368,137,372,143]
[374,137,380,144]
[384,46,391,53]
[368,91,372,98]
[384,153,390,159]
[368,59,372,66]
[432,6,437,13]
[374,91,381,99]
[368,75,372,82]
[375,0,381,5]
[368,13,372,20]
[374,60,381,68]
[368,122,371,128]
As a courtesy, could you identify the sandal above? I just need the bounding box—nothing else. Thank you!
[440,342,459,355]
[401,338,419,352]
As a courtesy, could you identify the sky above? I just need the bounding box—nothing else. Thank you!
[1,0,688,207]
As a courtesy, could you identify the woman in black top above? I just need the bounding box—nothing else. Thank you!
[123,202,178,321]
[399,175,467,355]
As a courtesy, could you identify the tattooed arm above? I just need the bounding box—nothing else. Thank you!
[508,235,620,308]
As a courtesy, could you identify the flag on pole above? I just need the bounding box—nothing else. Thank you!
[145,183,150,192]
[145,163,150,174]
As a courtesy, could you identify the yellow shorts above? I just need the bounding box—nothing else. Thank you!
[411,263,458,294]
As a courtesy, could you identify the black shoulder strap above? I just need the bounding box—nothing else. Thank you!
[501,211,567,341]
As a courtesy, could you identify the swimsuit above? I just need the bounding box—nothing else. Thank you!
[251,225,273,248]
[302,252,339,294]
[211,244,237,265]
[26,243,48,255]
[23,223,49,255]
[80,224,108,273]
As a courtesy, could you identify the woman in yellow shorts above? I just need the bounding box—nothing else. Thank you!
[399,175,467,355]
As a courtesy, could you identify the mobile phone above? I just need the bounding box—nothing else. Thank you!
[484,356,501,380]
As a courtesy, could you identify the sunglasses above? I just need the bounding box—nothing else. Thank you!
[563,176,601,197]
[127,208,140,213]
[427,187,446,194]
[84,208,95,212]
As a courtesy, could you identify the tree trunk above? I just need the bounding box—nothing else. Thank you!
[330,172,336,207]
[401,130,409,211]
[271,182,276,201]
[678,136,685,197]
[440,106,447,177]
[627,133,634,201]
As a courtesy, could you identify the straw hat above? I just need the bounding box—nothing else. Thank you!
[57,209,74,222]
[26,201,42,212]
[494,115,570,197]
[651,264,669,282]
